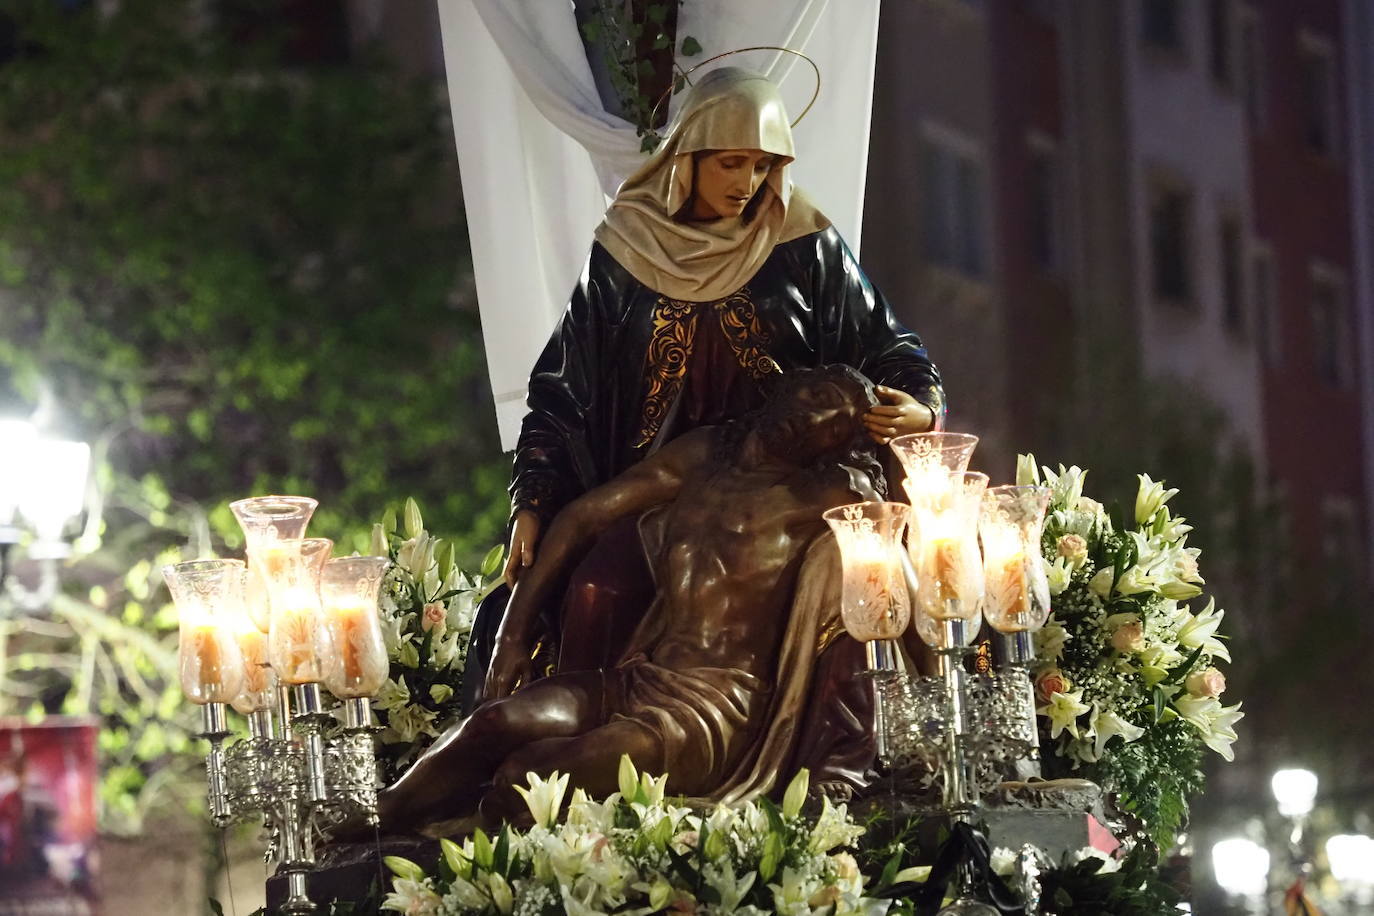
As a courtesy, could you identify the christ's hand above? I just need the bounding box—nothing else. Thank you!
[485,632,533,700]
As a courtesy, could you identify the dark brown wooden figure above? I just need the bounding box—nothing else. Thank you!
[378,366,886,835]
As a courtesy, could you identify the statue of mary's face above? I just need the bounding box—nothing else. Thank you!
[687,148,776,220]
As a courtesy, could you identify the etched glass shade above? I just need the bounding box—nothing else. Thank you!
[228,599,276,715]
[907,471,988,627]
[261,537,335,685]
[321,556,391,699]
[822,501,912,642]
[979,485,1052,633]
[889,432,979,512]
[230,495,318,633]
[163,559,247,705]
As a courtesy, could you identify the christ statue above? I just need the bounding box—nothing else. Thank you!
[376,365,887,834]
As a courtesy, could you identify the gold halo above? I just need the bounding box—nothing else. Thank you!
[646,45,822,143]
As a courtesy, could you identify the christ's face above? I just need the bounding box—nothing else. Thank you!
[759,379,863,464]
[689,148,776,220]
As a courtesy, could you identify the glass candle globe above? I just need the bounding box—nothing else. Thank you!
[822,501,912,642]
[230,495,318,633]
[979,485,1052,633]
[261,537,335,685]
[321,556,391,699]
[163,559,247,705]
[228,598,276,715]
[907,471,988,629]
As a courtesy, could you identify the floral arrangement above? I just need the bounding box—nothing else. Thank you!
[376,760,1185,916]
[369,498,503,778]
[381,759,889,916]
[1019,456,1243,847]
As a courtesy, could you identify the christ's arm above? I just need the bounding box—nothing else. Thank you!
[485,428,714,698]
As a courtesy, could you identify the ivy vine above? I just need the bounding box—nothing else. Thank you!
[577,0,701,151]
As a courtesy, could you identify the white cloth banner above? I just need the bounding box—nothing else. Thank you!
[436,0,881,449]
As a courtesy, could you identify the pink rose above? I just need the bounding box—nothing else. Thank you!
[1035,668,1070,702]
[1175,554,1201,582]
[1056,534,1088,566]
[420,601,447,635]
[1110,619,1145,653]
[1185,666,1226,698]
[670,894,698,915]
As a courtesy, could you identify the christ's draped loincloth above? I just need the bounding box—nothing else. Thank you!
[606,653,770,797]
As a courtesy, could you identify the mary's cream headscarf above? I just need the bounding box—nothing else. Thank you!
[594,67,830,303]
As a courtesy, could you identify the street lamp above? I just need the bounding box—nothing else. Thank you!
[1212,837,1270,913]
[0,417,91,611]
[1326,834,1374,907]
[1272,768,1319,819]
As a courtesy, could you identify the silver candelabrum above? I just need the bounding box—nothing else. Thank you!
[198,690,381,915]
[879,625,1040,806]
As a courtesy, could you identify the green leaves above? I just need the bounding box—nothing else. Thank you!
[480,543,504,579]
[681,35,703,56]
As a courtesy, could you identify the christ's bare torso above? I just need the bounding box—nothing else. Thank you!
[647,459,850,677]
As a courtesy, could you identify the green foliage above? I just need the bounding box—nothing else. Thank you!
[0,0,508,561]
[577,0,699,151]
[1039,844,1182,916]
[0,0,509,832]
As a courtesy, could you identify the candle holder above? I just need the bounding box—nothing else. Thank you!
[165,501,388,915]
[231,495,319,633]
[979,485,1052,783]
[822,501,912,769]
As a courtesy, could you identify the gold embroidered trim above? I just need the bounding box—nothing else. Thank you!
[634,288,782,449]
[635,297,701,449]
[715,288,781,380]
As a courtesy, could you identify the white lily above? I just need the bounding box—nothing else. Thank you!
[1177,598,1230,662]
[1016,453,1042,486]
[515,770,569,828]
[1135,474,1179,525]
[1045,556,1073,596]
[1043,464,1088,512]
[1039,688,1091,739]
[769,866,823,916]
[381,877,440,915]
[809,797,864,852]
[1175,695,1245,760]
[1087,705,1145,761]
[703,861,758,913]
[373,676,410,712]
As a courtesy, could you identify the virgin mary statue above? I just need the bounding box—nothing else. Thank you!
[467,69,945,775]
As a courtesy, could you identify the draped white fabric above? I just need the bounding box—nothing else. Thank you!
[436,0,881,448]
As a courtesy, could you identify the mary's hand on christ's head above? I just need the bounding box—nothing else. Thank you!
[863,385,934,445]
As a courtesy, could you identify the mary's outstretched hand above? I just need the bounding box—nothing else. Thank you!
[863,385,935,445]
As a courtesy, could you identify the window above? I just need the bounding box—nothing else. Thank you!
[1149,179,1193,304]
[1251,244,1279,365]
[1027,135,1060,271]
[920,130,987,278]
[1310,265,1352,387]
[1219,214,1244,336]
[1208,0,1233,87]
[1238,7,1266,127]
[1298,33,1339,157]
[1142,0,1183,52]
